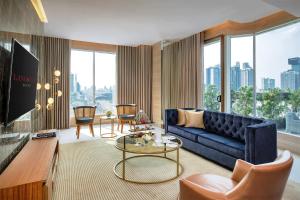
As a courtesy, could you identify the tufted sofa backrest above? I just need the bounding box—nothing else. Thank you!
[203,111,264,142]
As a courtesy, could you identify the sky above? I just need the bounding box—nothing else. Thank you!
[71,21,300,91]
[204,21,300,90]
[71,50,116,89]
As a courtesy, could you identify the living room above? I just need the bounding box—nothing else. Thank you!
[0,0,300,199]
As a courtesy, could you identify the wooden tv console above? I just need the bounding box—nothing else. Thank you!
[0,137,59,200]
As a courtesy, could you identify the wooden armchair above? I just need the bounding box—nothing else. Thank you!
[73,106,96,139]
[116,104,137,133]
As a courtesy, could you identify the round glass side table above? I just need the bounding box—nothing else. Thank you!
[100,115,117,138]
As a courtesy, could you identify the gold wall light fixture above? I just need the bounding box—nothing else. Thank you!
[31,0,48,23]
[36,69,62,111]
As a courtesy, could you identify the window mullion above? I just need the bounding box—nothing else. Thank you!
[253,34,256,117]
[93,51,96,104]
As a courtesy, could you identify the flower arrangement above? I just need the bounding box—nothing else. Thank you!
[106,110,112,117]
[135,110,151,124]
[142,133,153,143]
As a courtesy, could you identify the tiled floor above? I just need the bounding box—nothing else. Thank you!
[57,123,300,184]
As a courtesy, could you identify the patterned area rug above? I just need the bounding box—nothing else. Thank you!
[53,139,229,200]
[53,139,299,200]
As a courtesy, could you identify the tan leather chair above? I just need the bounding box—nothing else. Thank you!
[179,151,293,200]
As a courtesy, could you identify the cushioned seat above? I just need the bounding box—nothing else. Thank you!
[118,114,135,120]
[76,117,94,124]
[168,125,207,142]
[184,174,237,193]
[197,133,245,159]
[183,127,209,136]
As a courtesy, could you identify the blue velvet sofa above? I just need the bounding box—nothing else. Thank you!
[165,108,277,169]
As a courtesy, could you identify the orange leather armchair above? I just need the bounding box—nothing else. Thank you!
[179,151,293,200]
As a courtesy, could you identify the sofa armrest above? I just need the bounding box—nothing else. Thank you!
[245,121,277,164]
[164,109,178,133]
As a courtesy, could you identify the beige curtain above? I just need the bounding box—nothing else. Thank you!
[31,36,70,131]
[117,45,152,119]
[162,33,204,112]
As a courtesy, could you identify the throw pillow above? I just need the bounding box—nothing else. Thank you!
[185,111,205,129]
[177,109,186,126]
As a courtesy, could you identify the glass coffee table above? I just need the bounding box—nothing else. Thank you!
[114,131,183,184]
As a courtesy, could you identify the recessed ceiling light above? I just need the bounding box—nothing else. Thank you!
[31,0,48,23]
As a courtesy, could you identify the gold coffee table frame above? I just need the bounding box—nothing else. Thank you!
[100,116,117,138]
[114,133,183,184]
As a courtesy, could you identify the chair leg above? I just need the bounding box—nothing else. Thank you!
[121,121,124,133]
[76,125,81,139]
[89,124,95,137]
[117,119,120,131]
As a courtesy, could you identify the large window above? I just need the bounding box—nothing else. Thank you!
[226,21,300,136]
[70,49,116,116]
[95,52,116,114]
[256,22,300,134]
[229,36,254,116]
[203,40,221,111]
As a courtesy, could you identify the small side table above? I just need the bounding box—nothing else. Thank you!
[100,116,117,138]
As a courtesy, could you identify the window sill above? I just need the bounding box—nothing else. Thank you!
[277,131,300,155]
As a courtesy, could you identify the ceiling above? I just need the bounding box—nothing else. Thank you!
[263,0,300,17]
[43,0,285,46]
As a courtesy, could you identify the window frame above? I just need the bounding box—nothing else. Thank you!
[224,19,300,137]
[70,48,116,116]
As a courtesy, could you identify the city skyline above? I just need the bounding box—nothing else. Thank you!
[204,21,300,90]
[206,57,300,92]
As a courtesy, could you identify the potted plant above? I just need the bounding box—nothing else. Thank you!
[106,110,112,117]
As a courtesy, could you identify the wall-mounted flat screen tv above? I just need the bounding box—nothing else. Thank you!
[4,39,38,126]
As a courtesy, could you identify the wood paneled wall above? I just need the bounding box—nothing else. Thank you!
[71,40,117,53]
[204,11,297,40]
[151,42,162,124]
[0,0,44,35]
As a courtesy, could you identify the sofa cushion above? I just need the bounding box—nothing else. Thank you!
[168,125,207,142]
[177,109,187,126]
[76,117,94,124]
[197,133,245,159]
[203,111,264,142]
[185,111,205,129]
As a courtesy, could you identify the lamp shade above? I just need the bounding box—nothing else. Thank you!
[54,70,61,77]
[35,103,41,110]
[37,83,42,90]
[44,83,51,90]
[48,97,54,104]
[57,90,62,97]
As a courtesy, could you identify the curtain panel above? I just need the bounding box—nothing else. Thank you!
[117,45,152,119]
[162,33,204,112]
[31,36,70,131]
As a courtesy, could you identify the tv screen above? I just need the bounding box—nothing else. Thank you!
[4,39,38,126]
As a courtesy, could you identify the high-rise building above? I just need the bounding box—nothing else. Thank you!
[281,57,300,91]
[262,78,275,90]
[206,65,221,91]
[281,70,300,91]
[241,62,253,87]
[70,73,77,94]
[230,62,241,91]
[288,57,300,72]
